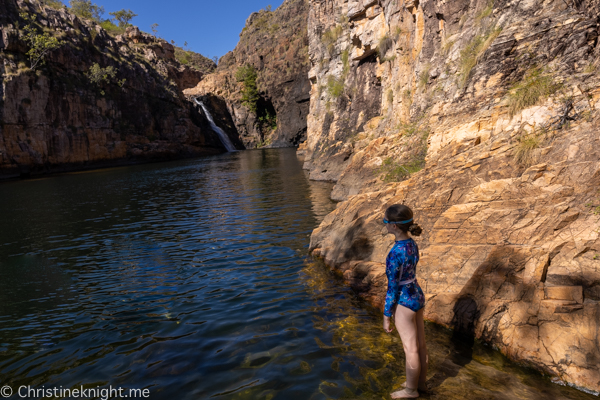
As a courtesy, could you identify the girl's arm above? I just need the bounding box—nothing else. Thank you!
[383,247,405,318]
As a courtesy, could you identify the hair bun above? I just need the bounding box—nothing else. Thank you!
[408,223,422,236]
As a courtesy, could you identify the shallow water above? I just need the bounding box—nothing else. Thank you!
[0,149,595,399]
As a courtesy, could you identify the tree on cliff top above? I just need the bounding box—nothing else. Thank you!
[109,9,137,27]
[235,64,259,113]
[69,0,104,22]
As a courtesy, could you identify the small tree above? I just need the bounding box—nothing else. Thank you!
[69,0,104,22]
[108,9,137,27]
[86,63,125,95]
[150,23,159,41]
[19,12,63,70]
[235,64,259,113]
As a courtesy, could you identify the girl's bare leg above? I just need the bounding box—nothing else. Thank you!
[400,308,428,392]
[416,308,428,390]
[390,305,420,399]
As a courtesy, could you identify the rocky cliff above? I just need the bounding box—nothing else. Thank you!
[0,0,237,179]
[184,0,311,149]
[305,0,600,393]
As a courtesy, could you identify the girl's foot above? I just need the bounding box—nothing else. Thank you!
[390,388,419,399]
[400,381,428,392]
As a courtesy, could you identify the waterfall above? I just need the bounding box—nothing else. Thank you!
[194,98,236,152]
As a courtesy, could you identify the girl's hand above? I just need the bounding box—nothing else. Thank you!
[383,316,393,333]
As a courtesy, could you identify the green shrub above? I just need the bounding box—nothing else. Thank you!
[235,64,259,113]
[326,75,344,98]
[86,63,125,95]
[507,68,560,116]
[386,88,394,104]
[259,111,277,130]
[99,19,125,36]
[19,12,63,70]
[69,0,104,22]
[458,26,501,87]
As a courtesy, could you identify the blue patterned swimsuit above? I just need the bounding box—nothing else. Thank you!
[383,238,426,317]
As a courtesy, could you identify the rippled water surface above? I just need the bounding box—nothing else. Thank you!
[0,149,596,399]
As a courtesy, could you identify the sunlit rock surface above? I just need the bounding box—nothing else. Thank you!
[0,0,225,178]
[305,0,600,392]
[184,0,311,149]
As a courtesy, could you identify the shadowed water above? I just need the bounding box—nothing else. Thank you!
[0,149,595,399]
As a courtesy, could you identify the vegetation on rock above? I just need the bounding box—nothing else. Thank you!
[41,0,65,8]
[458,26,501,87]
[326,75,344,98]
[378,121,429,182]
[174,47,217,74]
[235,64,260,113]
[322,25,344,55]
[378,34,393,60]
[18,12,63,70]
[85,63,125,95]
[507,68,561,116]
[109,9,137,27]
[69,0,104,22]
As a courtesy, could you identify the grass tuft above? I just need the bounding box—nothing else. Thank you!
[513,132,541,166]
[418,64,431,89]
[507,68,561,116]
[378,34,394,60]
[378,121,430,182]
[474,1,494,25]
[458,26,501,88]
[322,25,344,55]
[327,75,344,98]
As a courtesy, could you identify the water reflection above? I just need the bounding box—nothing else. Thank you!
[0,149,595,400]
[300,259,595,399]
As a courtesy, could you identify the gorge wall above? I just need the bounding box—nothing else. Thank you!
[184,0,311,149]
[0,0,237,179]
[304,0,600,393]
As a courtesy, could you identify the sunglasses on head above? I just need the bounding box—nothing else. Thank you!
[383,218,413,224]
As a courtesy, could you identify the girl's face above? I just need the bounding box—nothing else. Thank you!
[384,214,397,235]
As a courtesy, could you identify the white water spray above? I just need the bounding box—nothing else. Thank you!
[194,98,236,152]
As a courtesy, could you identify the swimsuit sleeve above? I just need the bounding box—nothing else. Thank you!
[383,245,405,317]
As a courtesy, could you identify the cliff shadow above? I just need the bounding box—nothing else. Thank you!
[426,246,534,393]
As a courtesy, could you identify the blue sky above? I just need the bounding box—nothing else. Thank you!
[59,0,285,59]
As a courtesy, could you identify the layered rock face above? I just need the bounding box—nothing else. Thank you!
[184,0,311,148]
[0,0,231,179]
[305,0,600,392]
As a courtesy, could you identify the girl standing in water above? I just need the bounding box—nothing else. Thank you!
[382,204,428,399]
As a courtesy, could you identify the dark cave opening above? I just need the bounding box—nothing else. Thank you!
[256,96,277,136]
